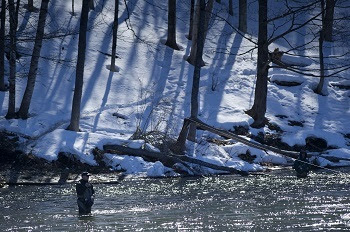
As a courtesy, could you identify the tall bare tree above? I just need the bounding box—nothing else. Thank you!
[0,0,7,91]
[187,0,214,66]
[107,0,119,72]
[89,0,94,11]
[229,0,233,16]
[165,0,180,50]
[187,0,194,40]
[67,0,90,131]
[17,0,50,119]
[188,0,206,141]
[5,0,17,119]
[239,0,247,33]
[245,0,268,128]
[72,0,75,15]
[245,1,323,128]
[323,0,335,41]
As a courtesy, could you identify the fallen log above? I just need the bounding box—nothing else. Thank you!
[103,144,248,176]
[174,118,349,166]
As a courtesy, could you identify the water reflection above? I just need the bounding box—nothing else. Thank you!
[1,169,350,231]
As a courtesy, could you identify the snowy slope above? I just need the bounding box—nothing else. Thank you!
[0,0,349,176]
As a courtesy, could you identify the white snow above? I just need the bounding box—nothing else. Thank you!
[0,0,349,177]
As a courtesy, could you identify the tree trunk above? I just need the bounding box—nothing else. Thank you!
[188,0,206,141]
[238,0,247,33]
[187,0,213,66]
[17,0,50,119]
[229,0,233,16]
[67,0,89,131]
[108,0,119,72]
[187,0,194,40]
[72,0,74,15]
[14,0,19,28]
[0,0,7,91]
[5,0,17,119]
[27,0,34,11]
[316,29,325,94]
[103,144,248,176]
[245,0,268,128]
[323,0,334,42]
[89,0,94,11]
[165,0,180,50]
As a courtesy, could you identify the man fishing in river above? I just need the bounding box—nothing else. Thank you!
[293,150,311,178]
[76,172,95,214]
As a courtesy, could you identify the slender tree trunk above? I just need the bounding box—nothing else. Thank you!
[67,0,89,131]
[316,29,325,94]
[15,0,20,28]
[323,0,334,42]
[187,0,213,66]
[239,0,247,33]
[17,0,50,119]
[72,0,74,15]
[229,0,233,16]
[188,0,206,141]
[245,0,268,128]
[27,0,35,11]
[89,0,94,11]
[316,0,326,94]
[187,0,194,40]
[0,0,7,91]
[108,0,119,72]
[5,0,17,119]
[165,0,179,50]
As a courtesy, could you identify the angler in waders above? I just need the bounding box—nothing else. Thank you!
[76,172,95,214]
[293,150,311,178]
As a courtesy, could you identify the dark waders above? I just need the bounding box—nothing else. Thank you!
[76,175,95,215]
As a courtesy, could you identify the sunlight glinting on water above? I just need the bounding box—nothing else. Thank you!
[1,171,350,231]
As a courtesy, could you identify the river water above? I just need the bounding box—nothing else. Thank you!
[1,169,350,231]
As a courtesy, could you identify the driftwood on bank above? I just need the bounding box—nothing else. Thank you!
[103,144,248,176]
[171,118,300,159]
[172,117,350,164]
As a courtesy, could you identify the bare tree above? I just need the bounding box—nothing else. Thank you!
[17,0,50,119]
[245,1,324,128]
[188,0,206,141]
[67,0,90,131]
[14,0,20,28]
[315,0,327,94]
[229,0,233,16]
[0,0,7,91]
[5,0,16,119]
[89,0,94,11]
[238,0,247,33]
[165,0,180,50]
[27,0,32,8]
[107,0,119,72]
[187,0,214,66]
[186,0,194,40]
[245,0,268,128]
[323,0,335,41]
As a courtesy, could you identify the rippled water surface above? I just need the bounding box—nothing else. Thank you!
[1,169,350,231]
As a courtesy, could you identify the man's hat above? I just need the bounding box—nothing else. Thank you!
[82,172,91,177]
